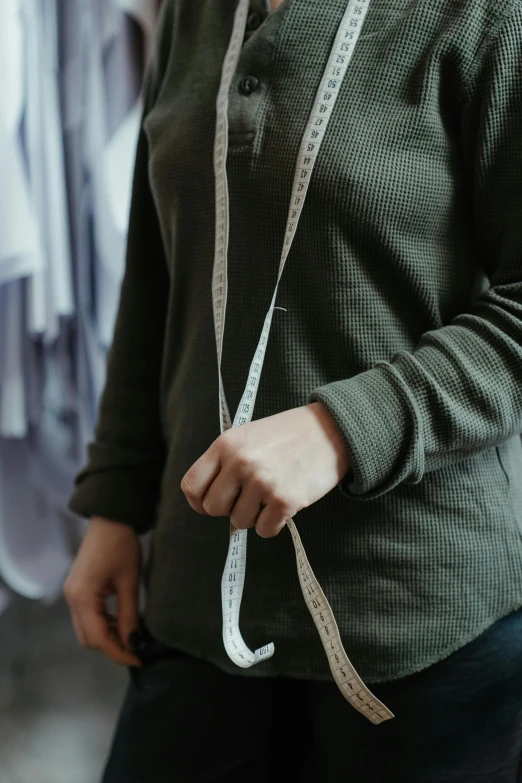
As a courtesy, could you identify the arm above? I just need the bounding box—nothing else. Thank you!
[308,4,522,500]
[64,3,175,666]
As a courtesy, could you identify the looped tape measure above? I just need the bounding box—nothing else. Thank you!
[212,0,394,724]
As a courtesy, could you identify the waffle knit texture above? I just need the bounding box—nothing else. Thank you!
[68,0,522,682]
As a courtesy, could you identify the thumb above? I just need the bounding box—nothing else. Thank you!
[116,576,140,652]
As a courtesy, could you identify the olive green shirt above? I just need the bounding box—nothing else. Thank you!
[68,0,522,682]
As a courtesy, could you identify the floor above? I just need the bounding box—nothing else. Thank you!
[0,596,127,783]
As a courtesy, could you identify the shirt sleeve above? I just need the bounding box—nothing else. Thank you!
[67,5,173,534]
[308,2,522,501]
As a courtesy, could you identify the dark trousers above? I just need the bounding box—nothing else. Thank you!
[102,607,522,783]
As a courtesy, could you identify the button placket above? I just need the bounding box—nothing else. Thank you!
[228,4,281,147]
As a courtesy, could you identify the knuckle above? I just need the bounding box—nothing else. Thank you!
[230,450,258,477]
[180,475,193,497]
[117,576,139,594]
[63,582,81,605]
[230,456,249,476]
[284,492,302,515]
[218,428,236,450]
[201,496,217,515]
[269,491,292,512]
[251,472,270,493]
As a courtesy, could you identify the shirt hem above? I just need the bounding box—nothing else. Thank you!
[143,597,522,684]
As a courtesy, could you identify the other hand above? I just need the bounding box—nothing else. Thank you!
[64,516,143,667]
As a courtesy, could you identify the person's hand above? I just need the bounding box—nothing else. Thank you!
[63,516,143,667]
[180,401,351,538]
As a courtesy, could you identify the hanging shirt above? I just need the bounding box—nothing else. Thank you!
[0,0,160,612]
[0,0,43,289]
[68,0,522,683]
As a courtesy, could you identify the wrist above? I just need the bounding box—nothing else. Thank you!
[89,515,138,535]
[308,401,352,480]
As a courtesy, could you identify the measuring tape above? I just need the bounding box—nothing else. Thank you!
[213,0,394,724]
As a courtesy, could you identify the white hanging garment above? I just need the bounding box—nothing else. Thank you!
[0,0,43,287]
[0,0,162,606]
[0,438,72,601]
[0,281,27,438]
[23,0,74,340]
[87,0,156,347]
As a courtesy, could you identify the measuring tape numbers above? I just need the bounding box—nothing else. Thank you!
[213,0,394,724]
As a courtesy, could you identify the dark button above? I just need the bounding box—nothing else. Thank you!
[246,11,262,30]
[239,75,260,95]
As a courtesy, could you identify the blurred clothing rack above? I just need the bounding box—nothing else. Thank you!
[0,0,162,611]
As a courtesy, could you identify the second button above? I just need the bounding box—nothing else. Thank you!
[239,75,260,95]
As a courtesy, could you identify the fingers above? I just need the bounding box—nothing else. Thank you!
[183,457,295,537]
[229,483,263,531]
[229,480,294,538]
[82,603,143,667]
[202,471,242,518]
[254,501,290,539]
[180,434,296,537]
[230,477,296,538]
[70,610,87,648]
[180,448,221,514]
[65,585,142,667]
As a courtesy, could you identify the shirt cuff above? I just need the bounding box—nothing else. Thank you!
[67,442,165,535]
[308,361,424,500]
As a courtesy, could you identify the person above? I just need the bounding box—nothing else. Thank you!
[64,0,522,780]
